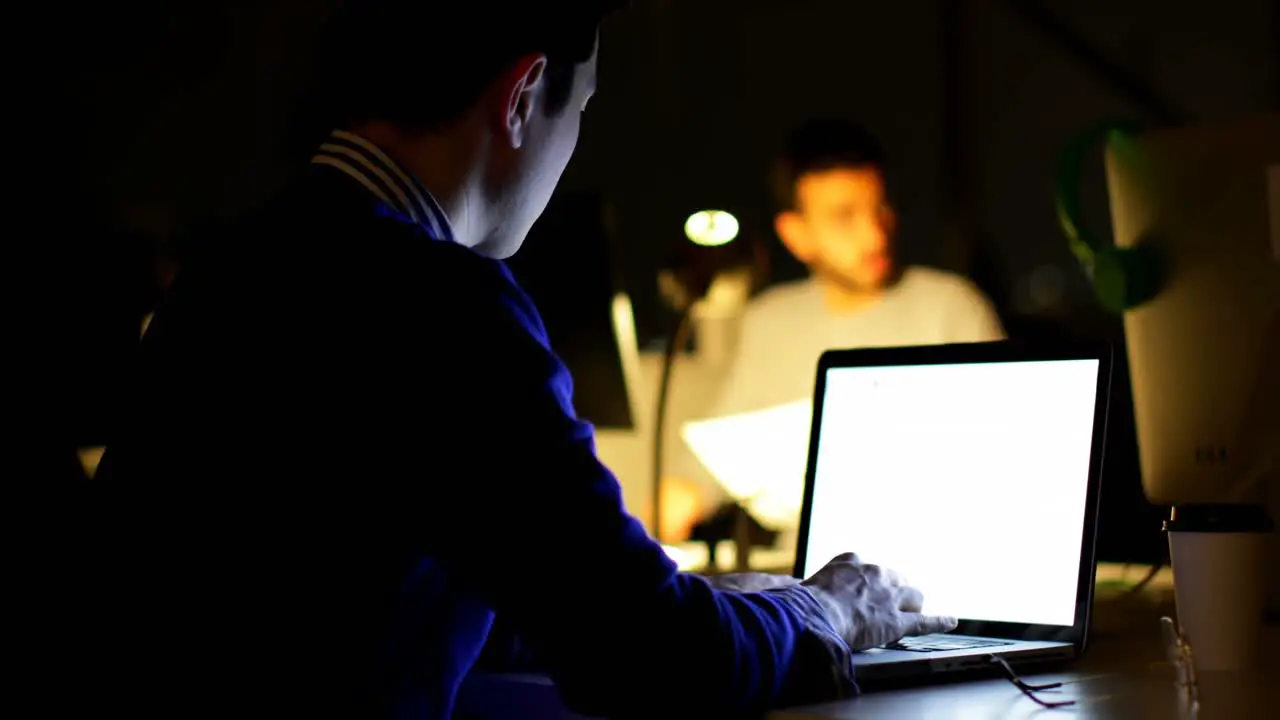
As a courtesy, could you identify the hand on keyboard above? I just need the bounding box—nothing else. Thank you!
[802,552,958,651]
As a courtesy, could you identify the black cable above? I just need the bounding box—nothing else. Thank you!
[1123,561,1164,597]
[650,307,695,543]
[988,654,1076,708]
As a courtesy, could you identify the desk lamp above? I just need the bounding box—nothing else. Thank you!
[657,209,755,322]
[651,208,770,547]
[689,502,779,573]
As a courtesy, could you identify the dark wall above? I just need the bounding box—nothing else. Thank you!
[63,1,340,233]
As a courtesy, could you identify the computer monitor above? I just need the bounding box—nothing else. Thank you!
[1104,114,1279,611]
[506,190,641,430]
[1104,114,1279,506]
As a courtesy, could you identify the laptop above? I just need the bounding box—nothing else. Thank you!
[792,341,1112,681]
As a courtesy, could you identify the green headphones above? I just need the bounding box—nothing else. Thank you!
[1054,120,1164,313]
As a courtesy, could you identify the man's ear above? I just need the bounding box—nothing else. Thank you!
[498,53,547,150]
[775,210,811,261]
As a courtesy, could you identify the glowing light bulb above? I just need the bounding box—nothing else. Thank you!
[684,210,740,247]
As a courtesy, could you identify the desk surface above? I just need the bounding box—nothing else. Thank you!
[772,622,1278,720]
[772,669,1269,719]
[458,605,1276,720]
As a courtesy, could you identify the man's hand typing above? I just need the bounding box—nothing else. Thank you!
[802,552,957,651]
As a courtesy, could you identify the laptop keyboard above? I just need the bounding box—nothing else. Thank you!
[885,635,1014,653]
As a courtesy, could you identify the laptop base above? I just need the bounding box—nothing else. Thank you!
[852,636,1074,682]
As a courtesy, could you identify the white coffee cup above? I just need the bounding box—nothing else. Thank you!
[1165,504,1275,672]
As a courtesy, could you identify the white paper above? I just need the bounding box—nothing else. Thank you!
[680,399,813,527]
[1268,165,1279,263]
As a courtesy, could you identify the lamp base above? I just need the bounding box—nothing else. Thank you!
[689,502,779,573]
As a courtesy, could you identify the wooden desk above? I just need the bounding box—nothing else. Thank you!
[772,621,1279,719]
[771,670,1267,719]
[458,608,1277,719]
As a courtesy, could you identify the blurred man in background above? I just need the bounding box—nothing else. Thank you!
[666,118,1004,541]
[722,118,1005,414]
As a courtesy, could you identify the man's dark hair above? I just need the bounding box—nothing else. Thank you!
[772,118,887,210]
[314,1,624,132]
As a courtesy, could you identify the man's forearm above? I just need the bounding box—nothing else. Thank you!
[707,572,802,592]
[435,262,856,714]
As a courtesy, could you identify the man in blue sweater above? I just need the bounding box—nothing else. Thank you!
[93,2,954,717]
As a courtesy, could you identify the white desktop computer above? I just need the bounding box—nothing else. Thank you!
[1102,113,1279,609]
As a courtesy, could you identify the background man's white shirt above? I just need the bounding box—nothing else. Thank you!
[678,266,1006,528]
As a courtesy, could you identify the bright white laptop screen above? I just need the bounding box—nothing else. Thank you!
[800,359,1100,627]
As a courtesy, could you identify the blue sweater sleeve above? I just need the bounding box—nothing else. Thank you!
[426,256,856,716]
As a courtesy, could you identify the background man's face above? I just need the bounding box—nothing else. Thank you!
[781,166,896,291]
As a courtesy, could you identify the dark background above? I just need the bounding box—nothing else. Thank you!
[30,0,1280,562]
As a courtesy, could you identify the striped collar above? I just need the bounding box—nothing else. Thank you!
[310,129,455,243]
